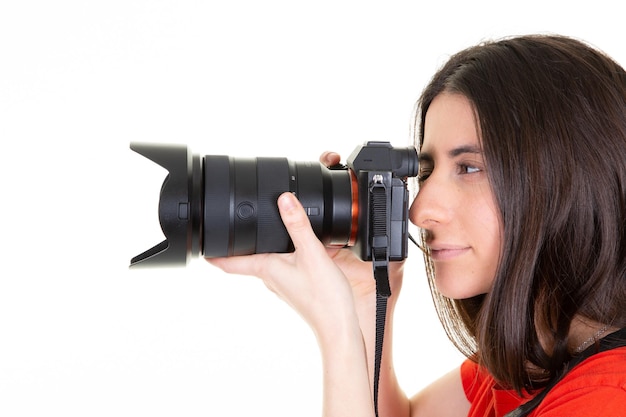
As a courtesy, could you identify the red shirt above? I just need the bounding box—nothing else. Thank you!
[461,347,626,416]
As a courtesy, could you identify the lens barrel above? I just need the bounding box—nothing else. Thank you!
[204,155,356,257]
[129,143,356,267]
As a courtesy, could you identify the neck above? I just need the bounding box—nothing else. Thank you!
[568,317,617,354]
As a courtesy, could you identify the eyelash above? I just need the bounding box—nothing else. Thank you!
[417,163,481,182]
[417,169,431,182]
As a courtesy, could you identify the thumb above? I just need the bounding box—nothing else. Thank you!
[277,192,323,254]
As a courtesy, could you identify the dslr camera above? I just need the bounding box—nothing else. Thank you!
[130,141,418,268]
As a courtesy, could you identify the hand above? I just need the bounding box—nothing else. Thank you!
[210,190,377,417]
[208,191,357,338]
[318,152,405,304]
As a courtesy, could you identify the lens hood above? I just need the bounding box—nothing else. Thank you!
[129,143,202,268]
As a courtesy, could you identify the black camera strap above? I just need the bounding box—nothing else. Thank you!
[504,326,626,417]
[373,286,390,417]
[369,177,392,417]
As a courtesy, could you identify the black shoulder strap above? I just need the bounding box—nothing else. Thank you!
[370,180,392,417]
[505,326,626,417]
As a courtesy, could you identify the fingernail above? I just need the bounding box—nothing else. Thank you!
[324,151,339,163]
[278,192,297,211]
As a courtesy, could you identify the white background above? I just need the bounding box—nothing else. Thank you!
[1,1,623,416]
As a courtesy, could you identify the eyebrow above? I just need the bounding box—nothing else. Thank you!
[419,144,483,162]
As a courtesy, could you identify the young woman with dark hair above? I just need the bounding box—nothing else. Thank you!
[210,35,626,416]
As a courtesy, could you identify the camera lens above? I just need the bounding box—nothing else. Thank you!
[205,155,357,257]
[129,143,357,267]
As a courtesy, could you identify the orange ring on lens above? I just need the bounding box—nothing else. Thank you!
[347,169,359,247]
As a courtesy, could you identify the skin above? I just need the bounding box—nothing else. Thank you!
[210,90,618,416]
[209,92,483,416]
[411,92,503,299]
[411,93,616,354]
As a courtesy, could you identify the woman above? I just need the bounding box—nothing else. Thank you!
[210,35,626,416]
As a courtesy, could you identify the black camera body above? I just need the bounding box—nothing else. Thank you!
[130,141,418,268]
[345,142,418,262]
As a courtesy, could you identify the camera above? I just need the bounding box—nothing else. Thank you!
[129,141,418,268]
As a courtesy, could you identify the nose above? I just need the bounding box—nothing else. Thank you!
[409,177,454,229]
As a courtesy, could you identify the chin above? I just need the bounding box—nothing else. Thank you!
[434,272,491,300]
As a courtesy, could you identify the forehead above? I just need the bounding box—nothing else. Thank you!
[422,93,480,153]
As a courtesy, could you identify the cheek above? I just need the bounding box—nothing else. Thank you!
[470,196,502,283]
[434,194,502,298]
[433,263,491,299]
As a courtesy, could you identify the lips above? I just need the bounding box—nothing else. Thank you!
[427,244,470,261]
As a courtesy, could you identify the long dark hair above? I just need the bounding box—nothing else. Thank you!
[415,35,626,392]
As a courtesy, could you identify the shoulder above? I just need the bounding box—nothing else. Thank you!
[460,349,626,417]
[410,365,470,417]
[461,359,526,416]
[461,359,499,404]
[535,347,626,416]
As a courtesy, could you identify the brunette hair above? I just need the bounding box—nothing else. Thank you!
[415,35,626,392]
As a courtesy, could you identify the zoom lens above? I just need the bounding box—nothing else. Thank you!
[203,155,357,257]
[129,143,358,267]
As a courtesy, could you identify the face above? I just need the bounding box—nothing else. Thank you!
[410,92,502,299]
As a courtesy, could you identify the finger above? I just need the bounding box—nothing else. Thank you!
[277,192,325,255]
[206,253,271,277]
[319,151,341,167]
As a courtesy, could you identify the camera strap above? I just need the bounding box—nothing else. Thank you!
[504,326,626,417]
[369,177,392,417]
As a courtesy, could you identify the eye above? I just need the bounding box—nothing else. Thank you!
[458,163,482,175]
[417,167,433,182]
